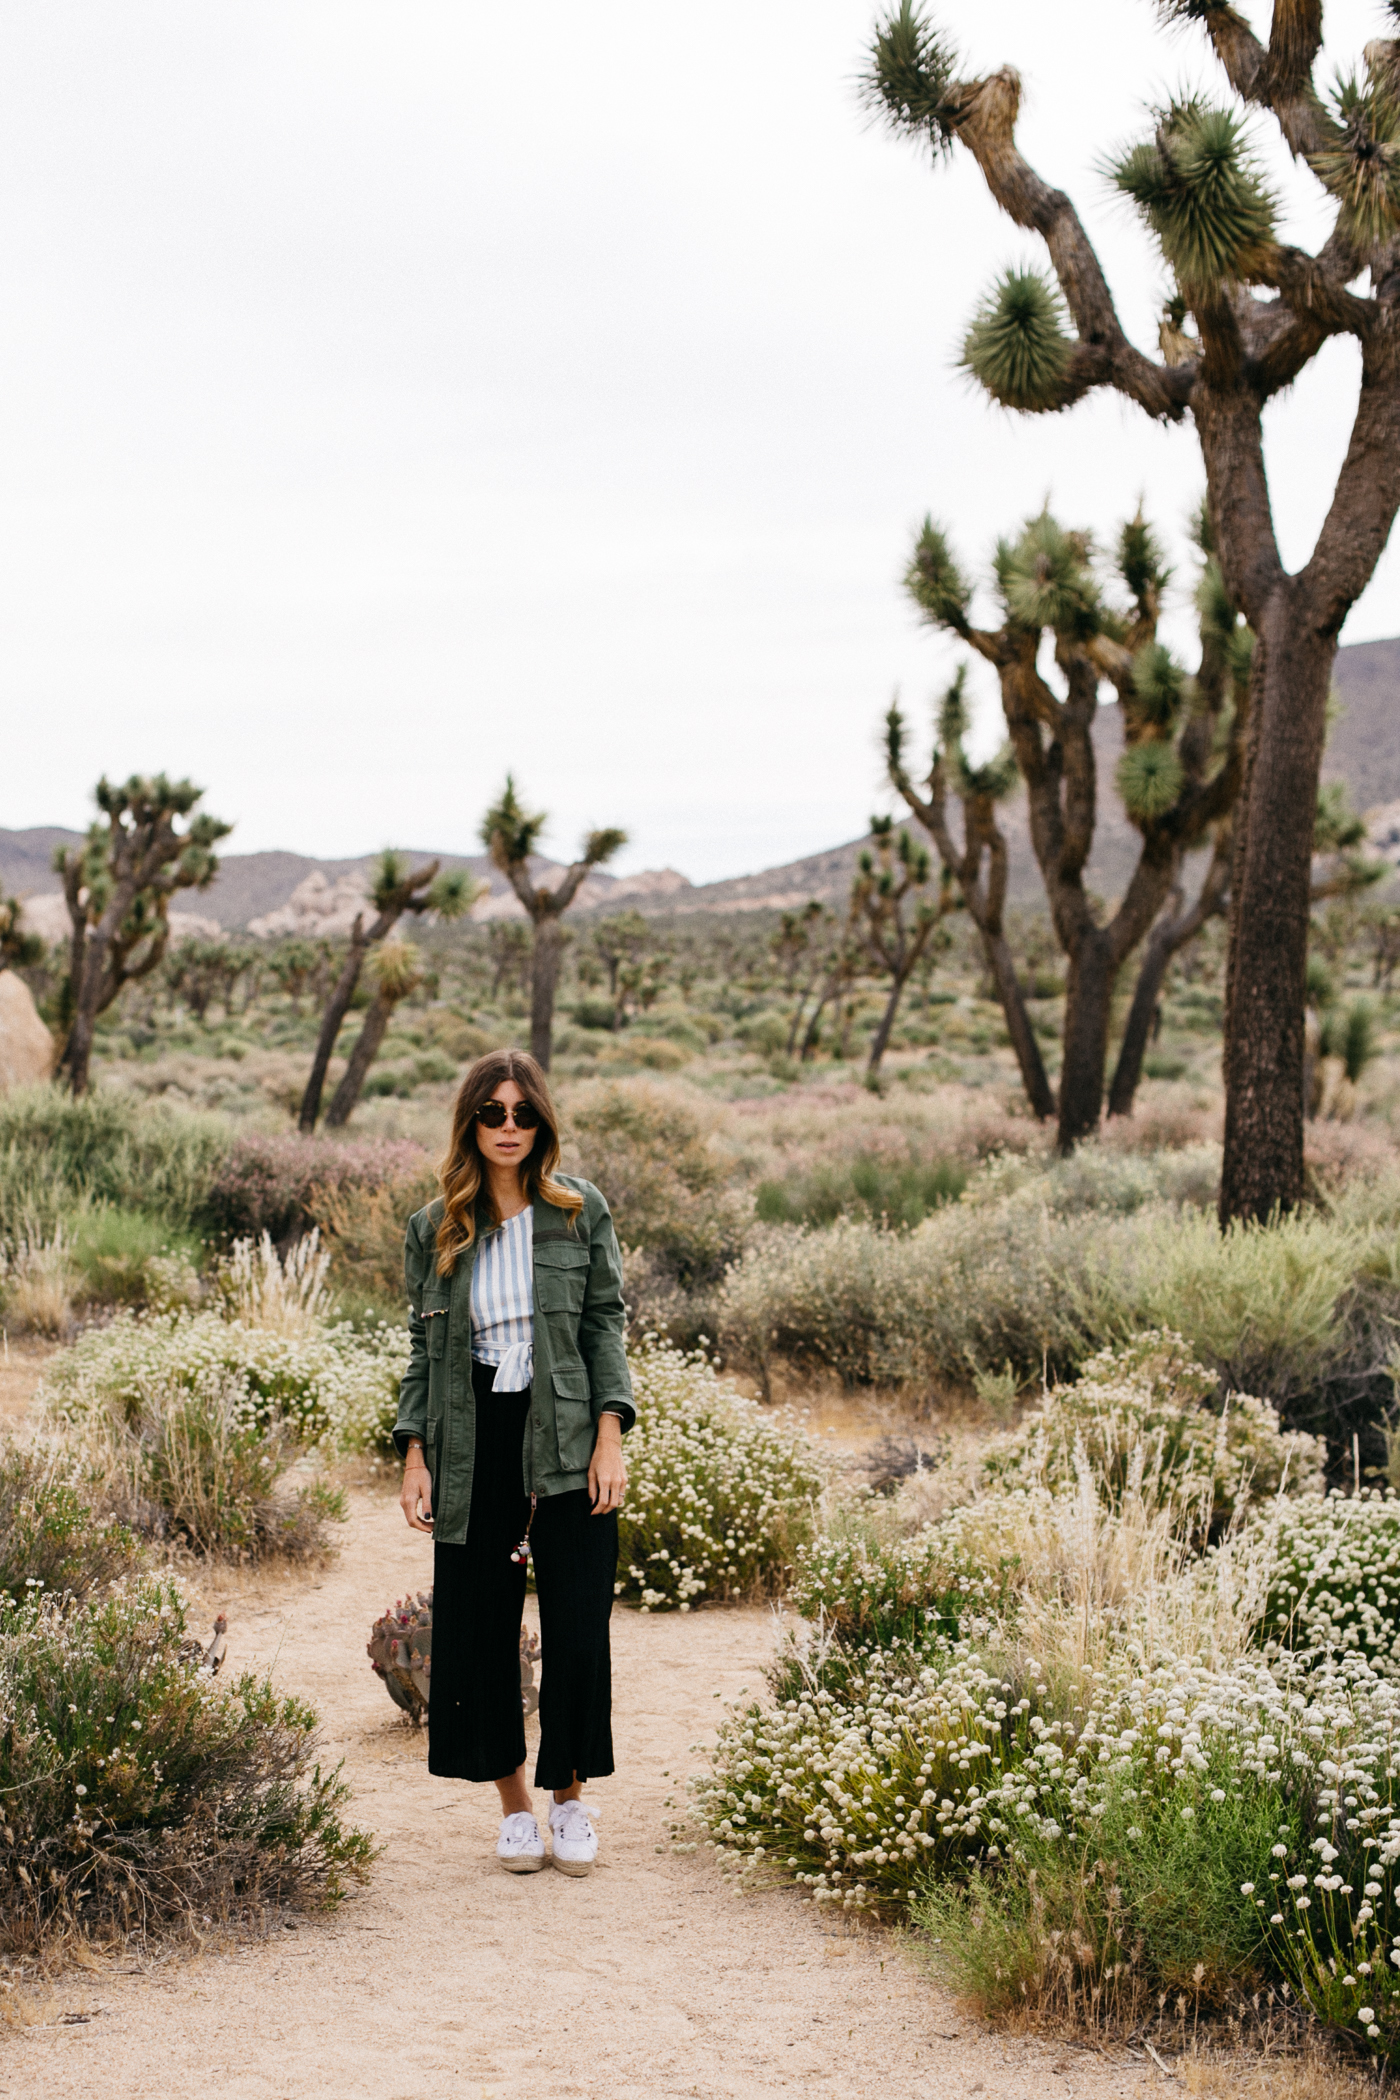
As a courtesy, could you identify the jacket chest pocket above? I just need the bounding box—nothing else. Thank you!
[534,1241,589,1314]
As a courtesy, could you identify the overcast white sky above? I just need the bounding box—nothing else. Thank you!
[0,0,1395,883]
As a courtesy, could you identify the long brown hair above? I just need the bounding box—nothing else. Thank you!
[435,1049,581,1274]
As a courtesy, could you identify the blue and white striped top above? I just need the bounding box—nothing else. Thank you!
[470,1207,534,1392]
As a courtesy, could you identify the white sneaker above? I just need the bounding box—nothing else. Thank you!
[496,1811,546,1873]
[548,1798,599,1876]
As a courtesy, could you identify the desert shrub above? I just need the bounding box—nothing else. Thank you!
[0,1085,229,1240]
[788,1521,1014,1651]
[308,1157,441,1313]
[718,1208,1122,1391]
[1256,1490,1400,1678]
[982,1333,1326,1535]
[42,1236,408,1456]
[202,1132,428,1245]
[754,1154,966,1229]
[961,1140,1221,1217]
[616,1340,825,1610]
[0,1445,140,1604]
[913,1770,1294,2025]
[0,1576,373,1950]
[67,1205,205,1310]
[697,1636,1314,1934]
[86,1370,346,1560]
[719,1186,1400,1407]
[568,1083,747,1285]
[1102,1206,1376,1407]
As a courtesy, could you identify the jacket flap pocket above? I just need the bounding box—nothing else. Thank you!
[536,1242,588,1270]
[552,1367,591,1401]
[421,1282,452,1314]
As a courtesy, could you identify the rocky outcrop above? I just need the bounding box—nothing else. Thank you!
[247,872,375,940]
[0,970,55,1089]
[16,893,223,947]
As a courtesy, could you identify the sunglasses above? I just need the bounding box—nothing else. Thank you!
[475,1100,541,1130]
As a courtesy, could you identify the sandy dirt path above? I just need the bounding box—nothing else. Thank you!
[3,1483,1159,2100]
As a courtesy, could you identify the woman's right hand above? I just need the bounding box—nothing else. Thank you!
[400,1443,434,1533]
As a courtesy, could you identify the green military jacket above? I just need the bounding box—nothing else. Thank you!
[392,1175,635,1546]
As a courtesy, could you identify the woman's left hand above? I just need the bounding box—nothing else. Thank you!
[588,1413,627,1515]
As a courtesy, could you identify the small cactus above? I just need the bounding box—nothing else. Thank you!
[368,1589,540,1725]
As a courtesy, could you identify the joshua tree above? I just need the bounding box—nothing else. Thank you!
[480,777,626,1070]
[53,775,231,1095]
[325,939,425,1127]
[771,901,839,1055]
[886,666,1053,1117]
[904,506,1246,1148]
[799,927,861,1062]
[486,920,533,1004]
[0,897,43,973]
[592,909,652,1027]
[849,817,957,1074]
[866,1,1400,1217]
[298,851,473,1132]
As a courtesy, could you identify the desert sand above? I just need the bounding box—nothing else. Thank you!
[0,1355,1159,2099]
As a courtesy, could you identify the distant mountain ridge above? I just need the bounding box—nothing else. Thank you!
[4,634,1396,925]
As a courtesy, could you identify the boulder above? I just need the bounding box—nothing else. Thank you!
[0,970,55,1089]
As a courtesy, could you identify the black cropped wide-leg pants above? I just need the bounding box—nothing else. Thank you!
[429,1361,618,1791]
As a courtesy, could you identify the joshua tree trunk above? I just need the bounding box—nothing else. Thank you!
[325,982,394,1128]
[299,917,373,1134]
[1219,617,1337,1220]
[887,699,1055,1120]
[1057,930,1119,1149]
[529,916,565,1070]
[981,925,1055,1121]
[1109,833,1230,1117]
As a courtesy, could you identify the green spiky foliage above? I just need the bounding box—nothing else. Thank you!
[862,1,962,154]
[1311,72,1400,247]
[0,896,44,971]
[904,518,972,629]
[1116,513,1173,619]
[1112,99,1278,293]
[1196,554,1236,650]
[935,671,1018,800]
[1127,642,1186,732]
[1154,1,1240,19]
[1116,740,1186,820]
[961,270,1074,412]
[935,663,970,750]
[996,512,1103,642]
[1314,778,1368,856]
[480,775,548,872]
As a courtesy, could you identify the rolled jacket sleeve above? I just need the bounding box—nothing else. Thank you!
[579,1189,636,1433]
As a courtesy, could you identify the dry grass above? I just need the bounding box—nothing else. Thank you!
[0,1226,76,1337]
[1179,2041,1380,2096]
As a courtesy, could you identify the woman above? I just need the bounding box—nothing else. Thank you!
[394,1048,633,1876]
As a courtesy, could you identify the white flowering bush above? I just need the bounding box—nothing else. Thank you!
[616,1339,825,1611]
[689,1327,1400,2058]
[42,1242,408,1457]
[983,1333,1326,1535]
[698,1632,1305,1918]
[1258,1490,1400,1679]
